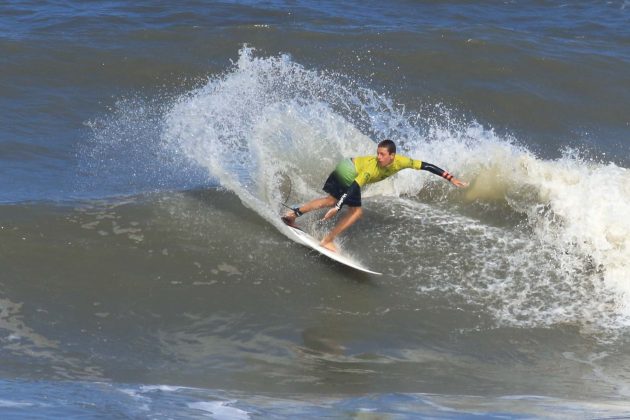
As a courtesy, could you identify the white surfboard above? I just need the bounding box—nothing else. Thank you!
[283,224,382,275]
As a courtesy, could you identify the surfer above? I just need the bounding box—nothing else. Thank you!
[282,139,468,252]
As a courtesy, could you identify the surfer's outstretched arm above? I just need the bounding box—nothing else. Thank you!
[420,162,468,188]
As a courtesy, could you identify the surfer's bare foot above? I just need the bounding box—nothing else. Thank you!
[320,241,337,253]
[281,213,298,227]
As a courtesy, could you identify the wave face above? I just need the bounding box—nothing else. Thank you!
[160,47,630,335]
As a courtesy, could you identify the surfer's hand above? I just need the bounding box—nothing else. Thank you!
[323,207,338,220]
[451,177,468,188]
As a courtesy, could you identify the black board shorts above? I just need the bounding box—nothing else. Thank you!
[322,172,361,207]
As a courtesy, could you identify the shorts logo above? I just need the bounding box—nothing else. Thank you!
[336,193,348,210]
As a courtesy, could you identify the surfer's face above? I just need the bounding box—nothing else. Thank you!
[376,147,395,167]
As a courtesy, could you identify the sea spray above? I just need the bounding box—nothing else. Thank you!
[162,46,379,224]
[79,94,208,198]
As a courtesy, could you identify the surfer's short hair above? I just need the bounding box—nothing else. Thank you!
[377,139,396,154]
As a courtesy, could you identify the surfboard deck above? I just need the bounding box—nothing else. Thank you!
[283,223,382,275]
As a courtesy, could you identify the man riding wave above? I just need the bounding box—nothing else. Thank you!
[282,139,468,252]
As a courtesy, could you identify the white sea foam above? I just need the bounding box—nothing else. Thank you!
[162,46,630,334]
[188,400,250,419]
[0,399,34,408]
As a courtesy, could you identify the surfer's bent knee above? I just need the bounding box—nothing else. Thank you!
[349,206,363,218]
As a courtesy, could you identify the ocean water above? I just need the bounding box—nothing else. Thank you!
[1,1,630,418]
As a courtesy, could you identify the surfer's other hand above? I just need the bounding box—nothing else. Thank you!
[451,177,468,188]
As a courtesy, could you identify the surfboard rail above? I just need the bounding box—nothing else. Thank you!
[283,223,382,275]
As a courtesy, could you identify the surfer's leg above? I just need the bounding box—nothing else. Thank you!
[299,195,337,213]
[320,206,363,252]
[283,195,337,226]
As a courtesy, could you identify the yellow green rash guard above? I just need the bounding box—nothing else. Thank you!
[329,155,453,209]
[335,155,422,188]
